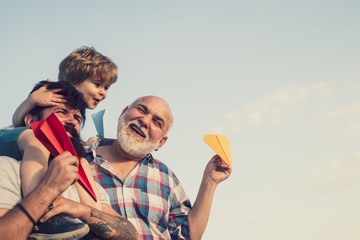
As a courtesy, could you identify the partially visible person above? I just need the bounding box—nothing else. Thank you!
[0,153,139,240]
[0,152,81,239]
[12,46,118,128]
[86,96,231,240]
[0,80,139,239]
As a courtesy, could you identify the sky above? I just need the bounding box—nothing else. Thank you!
[0,1,360,239]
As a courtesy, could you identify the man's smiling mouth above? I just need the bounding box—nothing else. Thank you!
[130,123,146,138]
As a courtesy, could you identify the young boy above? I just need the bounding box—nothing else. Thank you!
[12,46,118,127]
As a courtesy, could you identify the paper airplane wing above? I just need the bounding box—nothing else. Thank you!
[31,113,97,201]
[203,134,232,168]
[30,120,63,157]
[91,108,108,138]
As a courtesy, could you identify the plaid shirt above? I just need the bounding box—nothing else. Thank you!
[85,138,191,240]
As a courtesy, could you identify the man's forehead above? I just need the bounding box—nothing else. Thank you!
[131,97,173,123]
[134,97,170,112]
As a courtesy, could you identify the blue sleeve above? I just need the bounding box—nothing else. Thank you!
[0,127,30,160]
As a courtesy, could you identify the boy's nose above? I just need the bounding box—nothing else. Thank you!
[99,88,107,98]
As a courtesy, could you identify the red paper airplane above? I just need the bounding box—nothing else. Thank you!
[31,113,97,201]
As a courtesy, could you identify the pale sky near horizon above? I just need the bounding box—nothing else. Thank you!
[1,1,360,239]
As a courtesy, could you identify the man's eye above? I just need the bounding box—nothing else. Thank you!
[137,107,145,113]
[154,120,162,128]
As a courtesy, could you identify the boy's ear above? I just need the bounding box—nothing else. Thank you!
[24,113,36,127]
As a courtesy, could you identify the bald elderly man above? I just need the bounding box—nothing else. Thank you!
[86,96,231,240]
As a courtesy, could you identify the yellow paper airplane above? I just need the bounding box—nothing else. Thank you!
[203,134,232,168]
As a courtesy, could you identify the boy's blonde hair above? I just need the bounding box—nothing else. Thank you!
[58,46,118,86]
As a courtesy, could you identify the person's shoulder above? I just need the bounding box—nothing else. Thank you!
[98,138,116,146]
[0,126,30,134]
[0,126,32,143]
[84,138,116,164]
[148,154,179,179]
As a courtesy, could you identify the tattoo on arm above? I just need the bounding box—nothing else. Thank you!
[86,208,138,240]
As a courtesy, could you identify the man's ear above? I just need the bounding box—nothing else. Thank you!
[120,106,129,117]
[155,136,168,151]
[24,113,36,127]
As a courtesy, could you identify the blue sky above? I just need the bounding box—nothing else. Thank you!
[1,1,360,239]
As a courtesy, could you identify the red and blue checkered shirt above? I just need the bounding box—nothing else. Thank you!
[85,138,191,240]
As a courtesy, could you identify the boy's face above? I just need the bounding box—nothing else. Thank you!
[75,79,111,109]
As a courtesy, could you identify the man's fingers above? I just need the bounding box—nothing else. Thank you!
[40,207,63,223]
[56,151,79,168]
[40,197,65,222]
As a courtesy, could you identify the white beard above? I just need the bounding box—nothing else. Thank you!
[116,116,160,159]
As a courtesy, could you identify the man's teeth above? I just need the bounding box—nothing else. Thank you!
[131,125,145,137]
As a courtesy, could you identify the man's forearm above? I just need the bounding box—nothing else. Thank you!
[188,178,217,240]
[84,207,138,240]
[0,183,55,239]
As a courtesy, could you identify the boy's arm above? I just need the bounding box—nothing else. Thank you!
[188,155,231,240]
[12,83,66,127]
[12,96,38,127]
[39,198,139,240]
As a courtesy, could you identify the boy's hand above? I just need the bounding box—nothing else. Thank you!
[29,83,66,107]
[203,155,232,185]
[83,136,100,147]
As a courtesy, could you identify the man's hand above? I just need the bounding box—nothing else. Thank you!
[39,197,140,240]
[203,155,232,185]
[39,151,79,199]
[39,196,89,223]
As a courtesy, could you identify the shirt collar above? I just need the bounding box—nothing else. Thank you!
[89,138,156,164]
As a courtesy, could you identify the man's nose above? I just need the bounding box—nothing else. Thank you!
[139,115,151,129]
[64,115,77,126]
